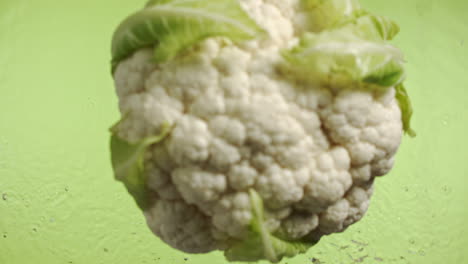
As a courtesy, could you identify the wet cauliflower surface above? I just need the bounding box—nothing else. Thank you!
[113,0,403,255]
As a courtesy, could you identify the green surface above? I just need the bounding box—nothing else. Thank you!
[0,0,467,263]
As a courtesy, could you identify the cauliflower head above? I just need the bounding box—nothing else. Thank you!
[109,0,414,262]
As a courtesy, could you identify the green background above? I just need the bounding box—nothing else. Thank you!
[1,0,467,263]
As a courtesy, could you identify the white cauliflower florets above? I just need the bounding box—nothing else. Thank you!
[111,0,408,260]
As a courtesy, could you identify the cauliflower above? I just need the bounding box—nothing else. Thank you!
[109,0,415,262]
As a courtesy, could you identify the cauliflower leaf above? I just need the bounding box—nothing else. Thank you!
[301,0,362,32]
[301,0,399,40]
[283,33,404,88]
[111,0,264,72]
[334,10,400,41]
[110,123,171,210]
[282,13,405,89]
[283,11,415,135]
[225,190,316,263]
[395,84,416,137]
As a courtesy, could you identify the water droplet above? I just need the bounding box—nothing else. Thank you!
[103,248,109,252]
[409,239,416,244]
[2,193,7,201]
[441,114,449,125]
[442,185,452,194]
[311,258,322,264]
[418,250,426,256]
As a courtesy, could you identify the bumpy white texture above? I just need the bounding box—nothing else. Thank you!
[113,0,403,253]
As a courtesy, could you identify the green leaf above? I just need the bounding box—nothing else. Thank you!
[300,0,361,32]
[111,0,264,72]
[334,10,400,41]
[282,25,405,88]
[225,190,316,263]
[110,123,171,210]
[282,7,413,136]
[366,13,400,41]
[395,84,416,137]
[145,0,173,7]
[300,0,400,42]
[362,58,405,87]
